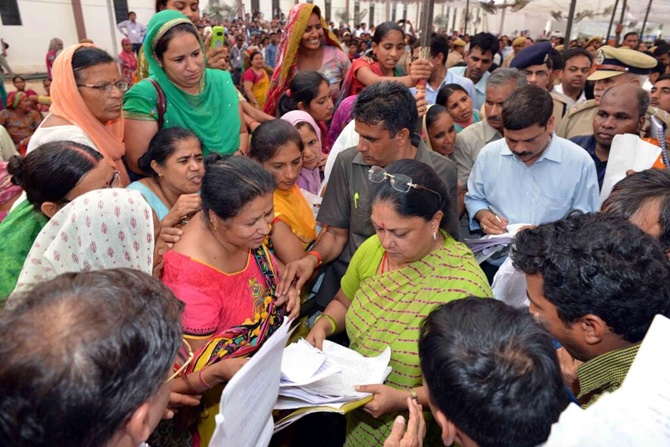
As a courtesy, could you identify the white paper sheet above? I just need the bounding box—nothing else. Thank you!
[599,134,661,205]
[209,318,294,447]
[280,339,327,384]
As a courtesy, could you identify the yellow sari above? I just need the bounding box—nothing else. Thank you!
[273,185,317,249]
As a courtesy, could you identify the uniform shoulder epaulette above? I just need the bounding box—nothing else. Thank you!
[648,106,670,126]
[565,99,597,117]
[550,92,567,105]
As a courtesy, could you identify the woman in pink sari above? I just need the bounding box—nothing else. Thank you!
[118,38,137,85]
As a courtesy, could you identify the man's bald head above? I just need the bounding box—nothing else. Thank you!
[600,83,650,120]
[593,84,648,150]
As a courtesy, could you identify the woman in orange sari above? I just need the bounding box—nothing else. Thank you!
[27,44,129,185]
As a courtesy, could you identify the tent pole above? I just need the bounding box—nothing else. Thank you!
[606,0,620,43]
[615,0,627,46]
[640,0,653,43]
[563,0,577,53]
[499,0,506,35]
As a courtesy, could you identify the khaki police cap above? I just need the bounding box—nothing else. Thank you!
[588,46,657,81]
[452,39,466,47]
[512,36,527,46]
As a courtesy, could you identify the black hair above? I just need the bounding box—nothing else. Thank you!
[371,159,456,237]
[128,10,136,16]
[601,168,670,252]
[429,33,450,63]
[71,47,115,83]
[425,105,450,131]
[653,44,670,58]
[511,213,670,343]
[419,298,569,447]
[651,60,667,78]
[155,22,201,62]
[11,75,24,84]
[372,21,403,45]
[249,119,304,163]
[623,31,639,40]
[248,50,262,62]
[0,268,183,447]
[502,85,553,130]
[353,81,418,137]
[548,48,562,71]
[155,0,167,12]
[468,32,498,56]
[562,47,593,65]
[657,73,670,84]
[435,83,468,108]
[137,127,201,176]
[201,154,275,223]
[7,141,102,211]
[277,71,329,117]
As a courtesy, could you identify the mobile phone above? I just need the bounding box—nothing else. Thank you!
[211,26,226,49]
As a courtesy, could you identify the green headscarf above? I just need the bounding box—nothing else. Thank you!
[123,10,240,155]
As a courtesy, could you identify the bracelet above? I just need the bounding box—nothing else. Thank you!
[306,250,322,267]
[198,369,212,390]
[409,388,418,401]
[181,372,200,394]
[316,313,337,335]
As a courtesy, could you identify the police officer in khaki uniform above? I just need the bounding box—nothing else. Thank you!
[510,41,569,129]
[556,46,670,139]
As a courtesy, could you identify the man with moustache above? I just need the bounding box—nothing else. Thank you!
[465,85,599,236]
[570,84,648,189]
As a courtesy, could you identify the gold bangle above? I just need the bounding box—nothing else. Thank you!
[316,313,337,335]
[409,388,418,401]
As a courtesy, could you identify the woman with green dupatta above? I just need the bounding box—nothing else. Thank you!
[123,10,247,176]
[306,159,491,446]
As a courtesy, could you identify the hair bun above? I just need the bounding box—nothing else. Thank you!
[7,155,24,187]
[137,152,153,174]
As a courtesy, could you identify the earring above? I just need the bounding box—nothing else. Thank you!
[433,232,437,241]
[158,173,163,179]
[211,218,219,231]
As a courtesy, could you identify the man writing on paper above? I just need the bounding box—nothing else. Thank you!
[464,85,599,279]
[512,213,670,408]
[570,84,649,189]
[392,298,569,447]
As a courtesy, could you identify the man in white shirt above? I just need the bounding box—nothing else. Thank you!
[553,48,592,108]
[117,11,146,54]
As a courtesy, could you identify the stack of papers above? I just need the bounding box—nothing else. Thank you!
[465,223,530,264]
[273,339,392,432]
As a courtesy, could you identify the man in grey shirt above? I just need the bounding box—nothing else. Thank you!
[277,82,459,308]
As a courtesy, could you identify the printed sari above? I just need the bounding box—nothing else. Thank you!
[342,232,491,446]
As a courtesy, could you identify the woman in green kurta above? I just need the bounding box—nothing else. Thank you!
[123,10,246,175]
[0,141,115,301]
[306,159,491,446]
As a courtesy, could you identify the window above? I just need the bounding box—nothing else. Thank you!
[113,0,129,24]
[0,0,22,26]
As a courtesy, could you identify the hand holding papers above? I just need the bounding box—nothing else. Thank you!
[209,317,294,447]
[274,339,392,432]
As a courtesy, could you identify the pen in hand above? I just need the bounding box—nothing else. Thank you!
[488,206,509,233]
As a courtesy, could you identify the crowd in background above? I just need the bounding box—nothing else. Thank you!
[1,2,670,447]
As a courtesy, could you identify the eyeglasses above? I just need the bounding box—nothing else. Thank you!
[368,166,442,205]
[76,81,129,93]
[110,170,121,188]
[166,339,195,383]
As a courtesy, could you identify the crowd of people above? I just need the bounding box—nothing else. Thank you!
[1,3,670,447]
